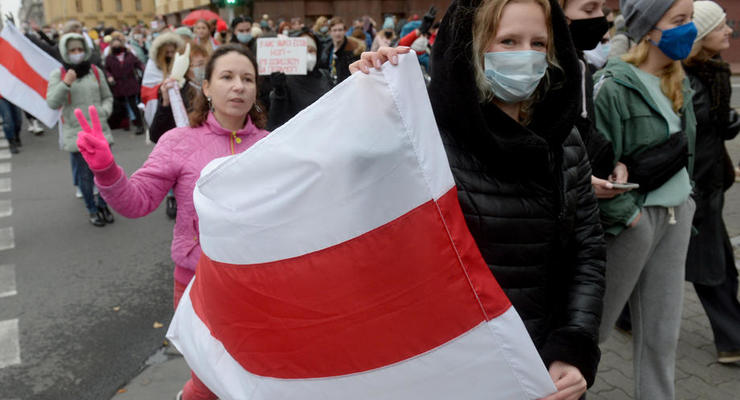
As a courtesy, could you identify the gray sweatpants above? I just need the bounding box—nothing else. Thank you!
[598,199,695,400]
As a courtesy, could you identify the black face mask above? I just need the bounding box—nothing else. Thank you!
[112,46,125,54]
[165,56,173,64]
[569,16,610,51]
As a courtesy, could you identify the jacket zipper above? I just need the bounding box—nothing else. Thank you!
[548,146,566,221]
[230,131,242,155]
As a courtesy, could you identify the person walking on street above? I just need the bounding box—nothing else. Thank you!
[683,0,740,365]
[267,29,330,130]
[193,19,217,55]
[559,0,633,201]
[318,17,362,87]
[104,37,145,134]
[46,32,115,227]
[75,44,269,400]
[593,0,698,398]
[0,97,22,154]
[352,0,607,398]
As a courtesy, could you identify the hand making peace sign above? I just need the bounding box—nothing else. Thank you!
[75,105,114,170]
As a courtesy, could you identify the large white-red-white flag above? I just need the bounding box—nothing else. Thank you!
[167,54,557,400]
[0,22,62,127]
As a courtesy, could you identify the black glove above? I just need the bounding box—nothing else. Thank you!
[270,71,287,88]
[270,71,288,96]
[419,6,437,35]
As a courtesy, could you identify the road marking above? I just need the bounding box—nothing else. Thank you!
[0,264,15,298]
[0,163,9,174]
[0,149,9,160]
[0,227,14,251]
[0,199,10,218]
[0,139,7,148]
[0,319,21,368]
[0,177,9,193]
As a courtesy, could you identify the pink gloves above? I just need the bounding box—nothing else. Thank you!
[75,105,114,170]
[76,105,122,186]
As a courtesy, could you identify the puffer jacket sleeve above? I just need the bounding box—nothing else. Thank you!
[96,131,181,218]
[46,69,70,110]
[593,78,641,229]
[540,135,606,387]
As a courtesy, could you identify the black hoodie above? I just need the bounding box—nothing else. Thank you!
[428,0,605,386]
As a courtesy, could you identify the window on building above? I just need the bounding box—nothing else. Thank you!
[116,0,122,12]
[135,0,142,11]
[97,0,103,12]
[75,0,82,13]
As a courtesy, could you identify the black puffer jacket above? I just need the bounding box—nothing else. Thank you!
[428,0,606,386]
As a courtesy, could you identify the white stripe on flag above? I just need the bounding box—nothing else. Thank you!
[1,23,61,77]
[168,282,556,400]
[195,53,455,265]
[0,65,60,128]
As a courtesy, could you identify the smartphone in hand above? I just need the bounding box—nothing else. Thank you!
[609,182,639,190]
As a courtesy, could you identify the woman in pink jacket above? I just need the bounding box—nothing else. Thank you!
[74,44,268,400]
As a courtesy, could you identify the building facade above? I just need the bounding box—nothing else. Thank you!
[43,0,156,28]
[252,0,449,27]
[19,0,46,26]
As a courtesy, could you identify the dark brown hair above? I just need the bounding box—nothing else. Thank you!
[188,44,266,128]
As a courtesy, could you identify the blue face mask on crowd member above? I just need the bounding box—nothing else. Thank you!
[236,33,252,44]
[484,50,548,104]
[650,22,697,61]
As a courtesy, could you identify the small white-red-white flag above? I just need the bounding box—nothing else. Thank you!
[167,54,557,400]
[0,22,62,127]
[140,58,162,126]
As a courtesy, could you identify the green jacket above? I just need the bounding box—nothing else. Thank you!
[46,33,114,153]
[593,58,696,235]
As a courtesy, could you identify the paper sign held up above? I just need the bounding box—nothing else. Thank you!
[257,38,308,75]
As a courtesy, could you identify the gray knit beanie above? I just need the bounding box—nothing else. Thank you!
[620,0,677,41]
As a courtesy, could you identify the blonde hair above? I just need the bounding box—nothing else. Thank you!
[622,39,685,113]
[472,0,559,117]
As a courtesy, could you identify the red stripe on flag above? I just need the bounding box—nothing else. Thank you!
[0,37,48,99]
[190,187,510,379]
[140,84,159,103]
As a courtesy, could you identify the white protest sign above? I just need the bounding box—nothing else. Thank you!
[256,37,308,75]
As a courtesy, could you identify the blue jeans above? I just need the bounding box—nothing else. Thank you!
[0,98,22,142]
[71,152,107,214]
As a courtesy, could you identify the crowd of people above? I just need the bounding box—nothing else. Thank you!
[1,0,739,398]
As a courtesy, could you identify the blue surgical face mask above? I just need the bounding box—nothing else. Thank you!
[236,33,252,44]
[650,22,697,61]
[484,50,548,104]
[320,26,329,34]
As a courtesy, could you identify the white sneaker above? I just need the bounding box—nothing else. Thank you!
[75,187,82,198]
[30,119,43,133]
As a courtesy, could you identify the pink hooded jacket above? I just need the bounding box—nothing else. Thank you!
[94,113,269,285]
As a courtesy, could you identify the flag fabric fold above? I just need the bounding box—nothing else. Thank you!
[0,22,62,127]
[167,53,557,400]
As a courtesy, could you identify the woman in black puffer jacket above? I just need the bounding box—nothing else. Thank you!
[352,0,606,396]
[683,0,740,364]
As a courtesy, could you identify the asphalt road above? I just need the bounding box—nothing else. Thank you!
[0,126,175,400]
